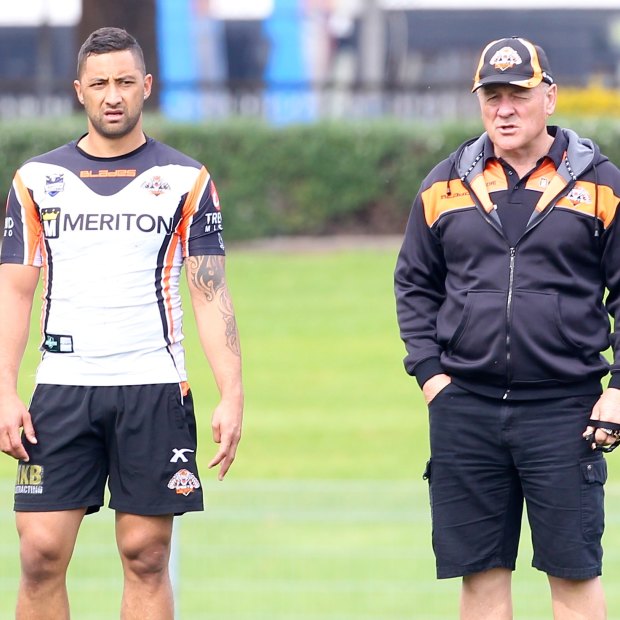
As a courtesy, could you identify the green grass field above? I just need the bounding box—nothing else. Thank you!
[1,242,620,619]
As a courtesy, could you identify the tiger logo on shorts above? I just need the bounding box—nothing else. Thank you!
[167,469,201,496]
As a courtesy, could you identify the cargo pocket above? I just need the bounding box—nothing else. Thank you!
[580,457,607,542]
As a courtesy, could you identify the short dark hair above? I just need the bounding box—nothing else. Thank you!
[77,27,146,78]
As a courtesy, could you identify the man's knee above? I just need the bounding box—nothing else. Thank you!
[116,514,173,581]
[16,509,84,584]
[119,534,171,579]
[19,530,72,583]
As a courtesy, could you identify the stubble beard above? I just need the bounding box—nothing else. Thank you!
[89,108,142,141]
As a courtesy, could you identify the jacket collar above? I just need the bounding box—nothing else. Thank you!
[454,127,599,215]
[455,126,597,183]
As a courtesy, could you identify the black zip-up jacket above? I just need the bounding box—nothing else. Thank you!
[394,127,620,399]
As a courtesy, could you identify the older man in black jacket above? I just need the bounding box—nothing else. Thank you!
[395,36,620,619]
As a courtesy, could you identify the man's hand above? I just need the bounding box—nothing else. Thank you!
[583,387,620,450]
[208,399,242,480]
[0,393,37,461]
[422,373,452,405]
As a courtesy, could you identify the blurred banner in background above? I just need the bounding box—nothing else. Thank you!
[1,0,620,123]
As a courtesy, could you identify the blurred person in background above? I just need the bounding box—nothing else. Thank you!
[0,26,243,619]
[395,36,620,619]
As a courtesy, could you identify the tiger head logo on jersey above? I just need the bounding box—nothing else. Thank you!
[489,47,523,72]
[167,468,201,496]
[40,207,61,239]
[45,173,65,197]
[142,176,171,197]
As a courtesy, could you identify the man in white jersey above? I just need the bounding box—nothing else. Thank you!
[0,27,244,619]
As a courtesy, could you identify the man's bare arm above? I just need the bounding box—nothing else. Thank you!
[0,264,40,460]
[186,255,243,480]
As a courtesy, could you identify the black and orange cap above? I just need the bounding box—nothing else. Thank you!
[472,36,554,93]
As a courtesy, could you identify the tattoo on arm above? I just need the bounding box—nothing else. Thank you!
[187,255,226,301]
[187,256,240,356]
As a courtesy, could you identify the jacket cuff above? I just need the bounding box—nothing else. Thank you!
[414,358,444,389]
[608,373,620,390]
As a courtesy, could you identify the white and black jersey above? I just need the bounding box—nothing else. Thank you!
[1,136,225,386]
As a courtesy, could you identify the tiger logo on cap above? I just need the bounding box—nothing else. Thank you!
[489,47,523,72]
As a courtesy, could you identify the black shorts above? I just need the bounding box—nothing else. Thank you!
[14,384,204,516]
[426,384,606,580]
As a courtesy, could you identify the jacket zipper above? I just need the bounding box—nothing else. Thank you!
[501,183,577,399]
[503,247,516,400]
[461,174,577,399]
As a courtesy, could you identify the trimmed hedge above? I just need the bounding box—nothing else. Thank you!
[2,116,620,240]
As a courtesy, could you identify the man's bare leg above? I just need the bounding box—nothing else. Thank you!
[116,512,174,620]
[548,575,606,620]
[460,567,513,620]
[16,509,85,620]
